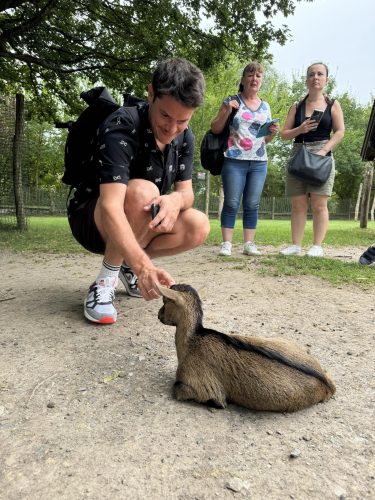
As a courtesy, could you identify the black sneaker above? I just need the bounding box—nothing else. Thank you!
[119,264,142,298]
[358,245,375,266]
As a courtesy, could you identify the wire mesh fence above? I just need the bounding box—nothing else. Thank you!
[0,96,17,228]
[0,187,359,222]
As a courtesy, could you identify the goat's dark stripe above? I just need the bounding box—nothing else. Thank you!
[197,327,329,387]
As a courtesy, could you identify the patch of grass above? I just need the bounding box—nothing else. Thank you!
[258,255,375,289]
[206,219,375,247]
[1,217,374,289]
[0,217,86,253]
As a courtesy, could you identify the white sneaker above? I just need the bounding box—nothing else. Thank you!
[84,277,117,324]
[307,245,324,257]
[243,241,261,256]
[280,245,301,256]
[219,241,232,256]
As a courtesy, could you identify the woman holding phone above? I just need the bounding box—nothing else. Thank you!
[279,62,345,257]
[211,62,279,257]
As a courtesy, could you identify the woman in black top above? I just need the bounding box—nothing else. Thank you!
[279,62,345,257]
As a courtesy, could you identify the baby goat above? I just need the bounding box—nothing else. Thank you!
[158,284,335,413]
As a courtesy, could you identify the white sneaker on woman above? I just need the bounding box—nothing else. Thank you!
[219,241,232,256]
[243,241,261,256]
[307,245,324,257]
[279,245,301,256]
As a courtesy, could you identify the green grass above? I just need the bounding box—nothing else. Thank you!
[259,255,375,289]
[0,216,86,253]
[1,216,374,289]
[207,219,375,247]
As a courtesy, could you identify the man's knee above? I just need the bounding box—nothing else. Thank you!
[125,179,160,214]
[184,209,210,246]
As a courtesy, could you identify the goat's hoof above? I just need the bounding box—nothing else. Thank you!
[206,399,226,409]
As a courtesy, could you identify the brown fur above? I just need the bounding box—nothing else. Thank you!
[158,284,336,413]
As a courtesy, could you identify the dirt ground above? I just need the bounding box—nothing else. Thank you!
[1,245,374,499]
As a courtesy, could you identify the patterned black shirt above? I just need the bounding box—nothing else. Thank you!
[69,103,194,210]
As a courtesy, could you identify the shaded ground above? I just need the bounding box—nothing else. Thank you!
[0,246,374,499]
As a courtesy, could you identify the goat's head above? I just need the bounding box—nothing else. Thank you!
[157,284,203,327]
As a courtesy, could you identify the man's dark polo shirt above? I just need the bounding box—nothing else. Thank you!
[68,103,195,212]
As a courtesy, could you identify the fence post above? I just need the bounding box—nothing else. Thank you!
[271,197,275,220]
[354,183,362,221]
[12,93,27,230]
[204,172,210,217]
[218,184,224,219]
[360,165,374,228]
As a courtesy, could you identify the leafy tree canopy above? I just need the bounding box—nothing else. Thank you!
[0,0,311,118]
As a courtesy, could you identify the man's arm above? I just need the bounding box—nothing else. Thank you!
[95,182,175,296]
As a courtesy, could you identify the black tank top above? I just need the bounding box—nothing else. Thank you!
[294,99,334,143]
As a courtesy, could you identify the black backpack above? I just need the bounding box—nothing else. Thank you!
[200,95,239,176]
[56,87,143,188]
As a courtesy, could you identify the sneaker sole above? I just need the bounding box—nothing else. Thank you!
[118,273,142,298]
[243,251,261,256]
[359,259,375,266]
[84,308,117,324]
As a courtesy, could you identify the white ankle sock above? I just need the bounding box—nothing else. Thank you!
[95,260,120,286]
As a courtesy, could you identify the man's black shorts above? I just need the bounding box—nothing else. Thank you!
[68,197,105,254]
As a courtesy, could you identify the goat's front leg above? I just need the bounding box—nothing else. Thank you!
[173,381,226,409]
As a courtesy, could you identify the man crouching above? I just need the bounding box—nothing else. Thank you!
[67,58,209,324]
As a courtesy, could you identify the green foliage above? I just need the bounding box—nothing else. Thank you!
[0,0,308,119]
[23,121,67,189]
[332,93,372,199]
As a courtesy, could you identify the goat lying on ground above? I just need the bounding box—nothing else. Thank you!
[157,284,336,413]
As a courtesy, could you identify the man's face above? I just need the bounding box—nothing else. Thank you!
[147,84,195,145]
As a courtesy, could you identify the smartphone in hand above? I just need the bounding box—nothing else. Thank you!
[151,203,160,220]
[310,109,324,125]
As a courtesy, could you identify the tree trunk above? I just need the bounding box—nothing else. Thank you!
[360,165,374,228]
[354,183,362,221]
[218,184,224,219]
[204,172,210,217]
[13,93,27,230]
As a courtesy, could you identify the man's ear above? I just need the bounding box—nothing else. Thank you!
[147,83,154,104]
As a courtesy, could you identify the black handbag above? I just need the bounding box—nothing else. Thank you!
[200,96,239,176]
[287,145,332,186]
[287,100,333,186]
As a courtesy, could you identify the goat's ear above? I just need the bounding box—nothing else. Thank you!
[157,284,184,305]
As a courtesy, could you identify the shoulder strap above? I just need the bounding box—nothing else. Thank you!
[124,105,141,130]
[227,94,240,127]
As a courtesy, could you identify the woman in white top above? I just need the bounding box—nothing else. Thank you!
[211,62,279,256]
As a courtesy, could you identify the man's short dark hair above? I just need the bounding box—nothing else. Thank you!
[152,58,205,108]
